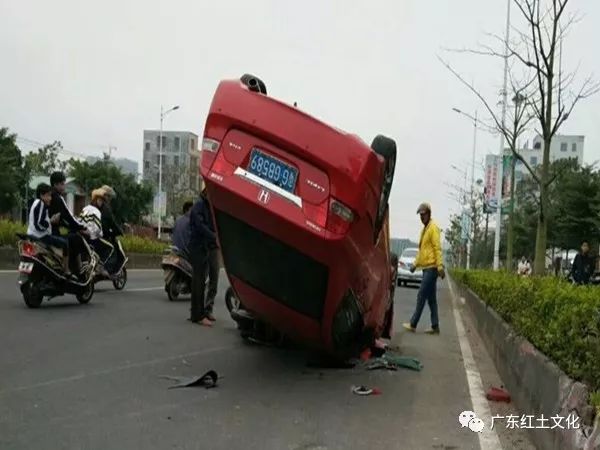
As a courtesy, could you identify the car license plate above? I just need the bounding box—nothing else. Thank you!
[247,149,298,193]
[18,262,33,274]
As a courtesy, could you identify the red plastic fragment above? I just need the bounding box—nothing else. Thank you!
[486,386,511,403]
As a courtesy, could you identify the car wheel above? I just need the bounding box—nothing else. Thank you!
[371,135,397,240]
[240,74,267,95]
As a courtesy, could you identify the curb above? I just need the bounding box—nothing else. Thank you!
[450,277,597,450]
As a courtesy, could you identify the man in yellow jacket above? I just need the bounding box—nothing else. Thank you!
[403,202,445,334]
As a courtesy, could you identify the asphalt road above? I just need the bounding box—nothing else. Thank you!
[0,270,535,450]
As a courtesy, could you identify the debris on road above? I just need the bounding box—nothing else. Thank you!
[366,355,423,372]
[160,370,218,389]
[351,385,382,396]
[486,386,511,403]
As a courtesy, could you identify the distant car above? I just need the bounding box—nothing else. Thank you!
[397,247,422,286]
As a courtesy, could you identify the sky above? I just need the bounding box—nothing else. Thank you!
[1,0,599,240]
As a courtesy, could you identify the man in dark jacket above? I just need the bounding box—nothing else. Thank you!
[172,201,193,257]
[49,172,87,275]
[188,188,217,326]
[572,240,595,285]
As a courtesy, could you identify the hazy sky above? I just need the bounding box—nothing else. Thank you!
[2,0,599,240]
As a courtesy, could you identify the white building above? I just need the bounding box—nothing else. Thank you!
[515,134,584,180]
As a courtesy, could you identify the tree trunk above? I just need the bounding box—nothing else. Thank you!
[533,138,552,275]
[506,156,516,271]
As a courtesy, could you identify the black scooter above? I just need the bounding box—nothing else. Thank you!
[162,246,192,301]
[16,233,97,308]
[92,238,128,290]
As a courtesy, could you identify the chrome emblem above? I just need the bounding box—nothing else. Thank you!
[228,142,242,151]
[258,189,271,204]
[306,179,325,192]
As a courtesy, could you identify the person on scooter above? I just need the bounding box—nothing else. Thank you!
[98,185,124,273]
[80,189,113,275]
[27,183,70,274]
[49,171,88,276]
[172,201,193,258]
[188,188,217,327]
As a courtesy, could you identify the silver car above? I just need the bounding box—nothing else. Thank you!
[397,247,423,286]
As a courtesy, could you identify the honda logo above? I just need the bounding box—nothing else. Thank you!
[258,189,271,204]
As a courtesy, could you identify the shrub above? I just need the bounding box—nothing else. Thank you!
[0,220,166,254]
[452,270,600,392]
[0,219,26,247]
[120,234,167,254]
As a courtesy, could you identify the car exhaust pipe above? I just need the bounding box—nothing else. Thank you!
[240,74,267,95]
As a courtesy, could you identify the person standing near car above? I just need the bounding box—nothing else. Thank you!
[188,188,217,327]
[403,202,445,334]
[571,240,594,285]
[172,201,193,258]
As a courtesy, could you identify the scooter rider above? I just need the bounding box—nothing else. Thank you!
[49,171,88,276]
[98,185,124,273]
[80,189,113,275]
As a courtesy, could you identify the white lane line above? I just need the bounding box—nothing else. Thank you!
[448,280,504,450]
[0,345,235,395]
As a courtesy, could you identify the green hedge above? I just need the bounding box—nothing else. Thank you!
[0,220,166,254]
[452,270,600,393]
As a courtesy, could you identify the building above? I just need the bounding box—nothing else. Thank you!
[514,134,584,180]
[142,130,201,218]
[484,134,585,208]
[86,156,139,177]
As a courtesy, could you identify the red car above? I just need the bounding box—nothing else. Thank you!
[200,75,397,358]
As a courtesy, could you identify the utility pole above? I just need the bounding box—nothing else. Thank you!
[493,0,511,270]
[157,105,180,239]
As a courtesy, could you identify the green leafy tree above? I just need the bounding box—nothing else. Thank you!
[69,159,153,225]
[0,127,25,214]
[24,141,68,177]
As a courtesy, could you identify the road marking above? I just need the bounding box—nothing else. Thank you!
[448,280,503,450]
[0,345,235,395]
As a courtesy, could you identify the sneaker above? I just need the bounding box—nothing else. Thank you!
[402,323,416,332]
[424,328,440,335]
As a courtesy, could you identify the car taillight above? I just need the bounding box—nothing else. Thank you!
[303,200,328,229]
[211,152,235,176]
[202,138,220,153]
[22,242,36,257]
[327,199,354,234]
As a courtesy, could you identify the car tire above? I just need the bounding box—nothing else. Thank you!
[371,135,397,240]
[240,74,267,95]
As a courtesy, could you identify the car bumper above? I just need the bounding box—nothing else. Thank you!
[397,268,423,282]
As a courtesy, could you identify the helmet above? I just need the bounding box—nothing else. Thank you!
[91,188,107,202]
[100,185,116,198]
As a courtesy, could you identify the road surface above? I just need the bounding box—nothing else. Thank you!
[0,269,534,450]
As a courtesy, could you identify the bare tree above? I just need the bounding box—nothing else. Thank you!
[441,0,599,275]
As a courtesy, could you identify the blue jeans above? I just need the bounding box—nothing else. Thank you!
[410,268,439,329]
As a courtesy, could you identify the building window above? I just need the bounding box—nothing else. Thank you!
[572,143,577,152]
[191,138,196,150]
[156,136,167,148]
[533,141,541,150]
[144,161,150,171]
[530,156,538,165]
[156,155,165,165]
[174,155,179,166]
[561,142,568,152]
[174,137,180,150]
[144,142,150,152]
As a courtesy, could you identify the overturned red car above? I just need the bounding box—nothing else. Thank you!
[200,75,397,358]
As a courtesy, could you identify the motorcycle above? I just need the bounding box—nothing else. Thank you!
[92,238,128,290]
[162,246,192,301]
[16,233,97,308]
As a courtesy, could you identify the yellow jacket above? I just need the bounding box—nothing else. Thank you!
[414,219,443,270]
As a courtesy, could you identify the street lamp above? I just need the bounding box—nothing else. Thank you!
[452,108,479,270]
[158,104,180,239]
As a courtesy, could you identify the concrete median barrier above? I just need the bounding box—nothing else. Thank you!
[451,277,597,450]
